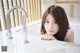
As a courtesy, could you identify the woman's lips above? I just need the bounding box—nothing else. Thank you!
[48,30,54,32]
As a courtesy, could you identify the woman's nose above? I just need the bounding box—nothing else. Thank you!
[49,23,53,29]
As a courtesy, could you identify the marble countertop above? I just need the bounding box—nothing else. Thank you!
[0,30,80,53]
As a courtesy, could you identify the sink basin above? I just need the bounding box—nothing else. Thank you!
[0,29,80,53]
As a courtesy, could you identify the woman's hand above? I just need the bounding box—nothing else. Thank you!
[40,34,56,40]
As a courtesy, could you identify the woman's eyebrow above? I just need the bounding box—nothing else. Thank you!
[45,19,49,21]
[46,19,55,21]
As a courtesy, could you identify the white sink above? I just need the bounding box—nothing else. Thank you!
[0,30,80,53]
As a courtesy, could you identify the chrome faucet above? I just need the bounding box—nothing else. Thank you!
[6,6,29,43]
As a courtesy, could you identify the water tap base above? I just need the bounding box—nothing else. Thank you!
[8,37,13,39]
[25,40,29,44]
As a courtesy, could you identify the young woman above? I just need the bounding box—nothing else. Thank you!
[40,5,74,43]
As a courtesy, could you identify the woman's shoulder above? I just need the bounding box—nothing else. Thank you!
[64,28,74,41]
[66,28,73,36]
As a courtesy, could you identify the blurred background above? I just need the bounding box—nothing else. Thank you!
[0,0,80,31]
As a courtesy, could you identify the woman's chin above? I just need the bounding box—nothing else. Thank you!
[47,32,55,35]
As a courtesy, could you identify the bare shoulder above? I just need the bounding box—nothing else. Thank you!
[67,30,74,43]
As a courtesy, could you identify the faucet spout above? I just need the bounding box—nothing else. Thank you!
[6,6,29,43]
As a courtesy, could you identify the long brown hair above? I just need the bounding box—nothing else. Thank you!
[41,5,69,41]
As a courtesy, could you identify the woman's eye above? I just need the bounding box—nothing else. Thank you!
[54,22,57,24]
[45,21,49,23]
[52,21,57,24]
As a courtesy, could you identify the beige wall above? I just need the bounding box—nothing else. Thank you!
[41,0,80,18]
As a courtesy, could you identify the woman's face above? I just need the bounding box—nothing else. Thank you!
[44,14,59,35]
